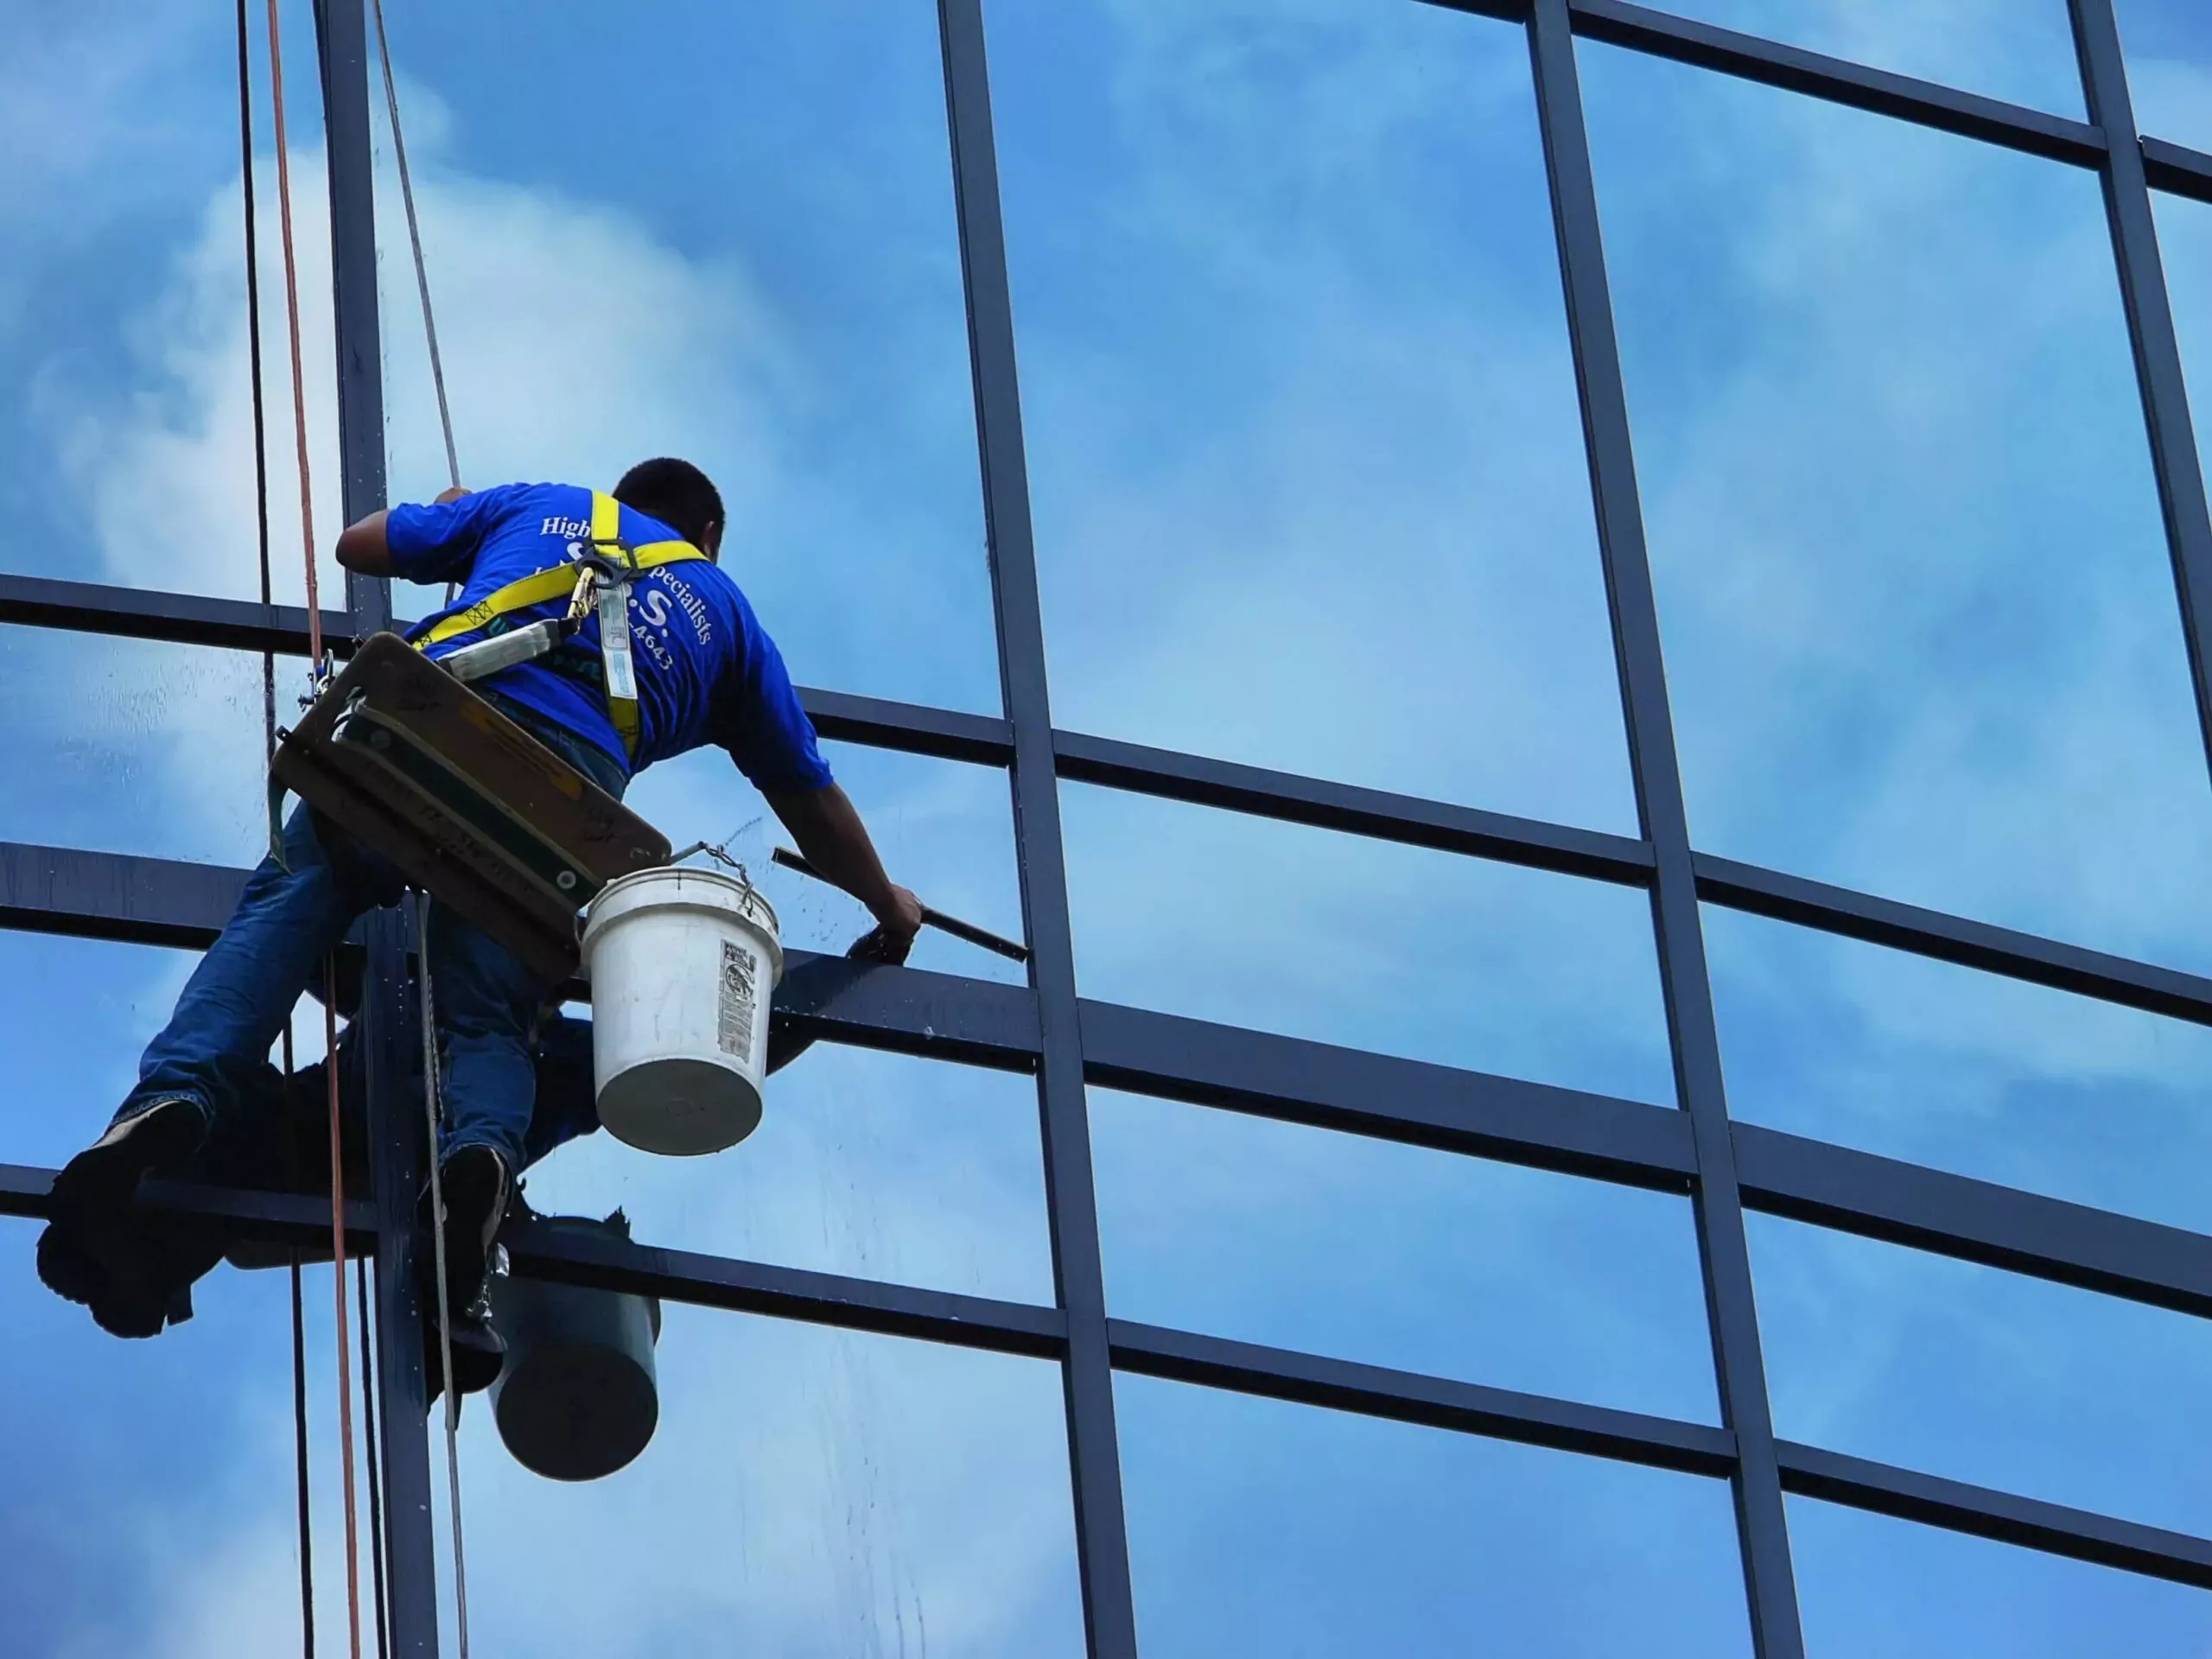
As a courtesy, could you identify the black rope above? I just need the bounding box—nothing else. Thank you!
[240,3,311,1654]
[238,0,276,717]
[356,1256,391,1659]
[284,1035,316,1659]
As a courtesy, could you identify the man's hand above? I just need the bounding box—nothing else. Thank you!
[847,885,924,965]
[435,485,470,504]
[767,784,923,964]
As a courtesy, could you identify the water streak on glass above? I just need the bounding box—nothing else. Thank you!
[434,1308,1087,1656]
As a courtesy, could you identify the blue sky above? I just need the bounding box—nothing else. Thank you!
[3,0,2212,1654]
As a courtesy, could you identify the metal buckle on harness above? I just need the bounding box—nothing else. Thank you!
[569,537,637,626]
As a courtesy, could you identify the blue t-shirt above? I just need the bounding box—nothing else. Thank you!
[387,481,833,791]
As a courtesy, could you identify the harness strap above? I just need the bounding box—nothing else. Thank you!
[413,490,706,759]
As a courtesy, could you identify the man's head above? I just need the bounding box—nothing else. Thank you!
[613,457,725,559]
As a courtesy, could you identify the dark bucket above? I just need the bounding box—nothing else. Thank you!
[487,1213,662,1482]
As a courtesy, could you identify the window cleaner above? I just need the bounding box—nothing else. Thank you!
[41,462,928,1398]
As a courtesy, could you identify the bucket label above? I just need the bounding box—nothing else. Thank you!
[718,940,758,1060]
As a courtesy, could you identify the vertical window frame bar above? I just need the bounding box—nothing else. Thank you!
[935,3,1144,1656]
[1522,2,1807,1652]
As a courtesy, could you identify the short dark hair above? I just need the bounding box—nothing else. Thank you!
[613,457,724,550]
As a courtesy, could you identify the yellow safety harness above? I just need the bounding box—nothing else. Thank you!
[414,489,708,759]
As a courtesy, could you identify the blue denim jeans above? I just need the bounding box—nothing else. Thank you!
[122,693,625,1178]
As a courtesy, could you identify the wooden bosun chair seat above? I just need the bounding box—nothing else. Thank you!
[271,632,670,984]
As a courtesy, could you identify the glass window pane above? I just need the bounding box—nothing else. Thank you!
[1092,1088,1716,1421]
[0,1217,376,1654]
[1583,46,2212,976]
[521,1047,1055,1306]
[1643,0,2083,116]
[1790,1494,2212,1656]
[1707,906,2212,1232]
[2116,0,2212,149]
[2,1,346,606]
[0,626,273,868]
[626,740,1027,985]
[990,0,1636,831]
[1117,1374,1752,1656]
[0,934,201,1170]
[1062,784,1676,1103]
[442,1307,1085,1655]
[1750,1214,2212,1536]
[370,0,996,715]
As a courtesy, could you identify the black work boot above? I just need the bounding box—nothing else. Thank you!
[49,1099,208,1217]
[420,1145,510,1399]
[40,1100,210,1338]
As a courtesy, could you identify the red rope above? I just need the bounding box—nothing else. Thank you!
[264,0,358,1644]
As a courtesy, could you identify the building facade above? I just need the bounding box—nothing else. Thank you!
[3,0,2211,1653]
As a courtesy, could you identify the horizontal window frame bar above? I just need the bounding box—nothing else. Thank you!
[1,842,252,951]
[1108,1317,1738,1477]
[1694,853,2212,1027]
[1565,0,2108,167]
[15,1146,2203,1589]
[0,572,354,660]
[1079,996,1697,1192]
[0,573,1011,765]
[803,685,1014,766]
[1052,728,1656,886]
[502,1217,1068,1360]
[1734,1122,2212,1319]
[15,845,2212,1330]
[0,1160,378,1249]
[1778,1440,2212,1589]
[0,842,1042,1065]
[3,579,2204,1033]
[2144,136,2212,207]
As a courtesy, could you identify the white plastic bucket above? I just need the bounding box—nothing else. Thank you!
[580,867,784,1156]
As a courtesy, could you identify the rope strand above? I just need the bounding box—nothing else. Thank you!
[416,893,474,1658]
[238,10,312,1652]
[370,0,459,493]
[264,0,325,675]
[264,0,357,1644]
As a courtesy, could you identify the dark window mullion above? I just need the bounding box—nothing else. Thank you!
[2070,0,2212,788]
[936,3,1141,1656]
[1523,3,1807,1653]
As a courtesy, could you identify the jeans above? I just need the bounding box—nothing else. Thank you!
[122,691,625,1179]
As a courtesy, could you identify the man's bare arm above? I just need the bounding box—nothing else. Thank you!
[334,486,469,577]
[764,783,924,963]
